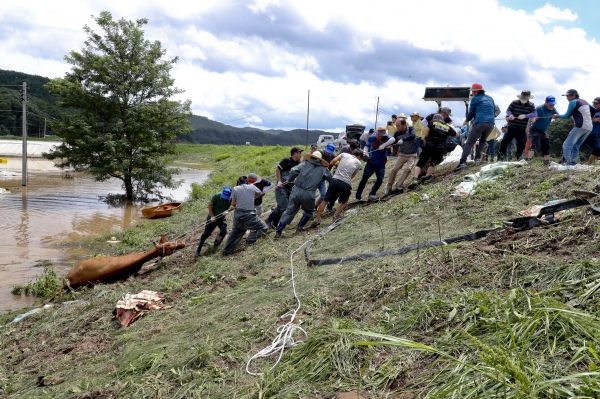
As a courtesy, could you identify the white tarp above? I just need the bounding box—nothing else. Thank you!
[451,160,527,197]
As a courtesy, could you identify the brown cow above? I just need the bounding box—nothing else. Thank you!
[65,235,185,289]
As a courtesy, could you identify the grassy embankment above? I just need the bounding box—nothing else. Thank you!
[3,145,600,398]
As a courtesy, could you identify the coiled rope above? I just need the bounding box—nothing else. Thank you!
[246,239,310,375]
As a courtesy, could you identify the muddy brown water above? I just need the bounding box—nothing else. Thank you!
[0,158,211,313]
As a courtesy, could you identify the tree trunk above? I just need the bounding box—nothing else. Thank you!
[125,176,133,201]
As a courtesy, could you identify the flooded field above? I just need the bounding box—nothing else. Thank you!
[0,157,210,313]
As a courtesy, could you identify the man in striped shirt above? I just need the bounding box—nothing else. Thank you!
[498,90,536,161]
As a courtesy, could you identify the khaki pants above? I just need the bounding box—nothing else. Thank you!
[387,153,417,188]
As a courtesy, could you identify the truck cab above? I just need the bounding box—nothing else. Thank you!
[316,134,335,148]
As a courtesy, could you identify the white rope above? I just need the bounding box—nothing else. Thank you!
[246,239,310,375]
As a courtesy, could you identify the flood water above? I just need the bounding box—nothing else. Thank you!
[0,157,211,313]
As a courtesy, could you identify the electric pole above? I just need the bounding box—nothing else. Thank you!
[305,90,310,148]
[21,82,27,186]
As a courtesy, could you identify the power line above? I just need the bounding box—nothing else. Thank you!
[223,97,307,124]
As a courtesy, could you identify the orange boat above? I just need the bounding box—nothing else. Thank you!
[141,202,183,219]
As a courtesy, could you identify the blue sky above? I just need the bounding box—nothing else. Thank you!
[1,0,599,131]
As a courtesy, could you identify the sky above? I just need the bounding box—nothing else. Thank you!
[1,0,599,132]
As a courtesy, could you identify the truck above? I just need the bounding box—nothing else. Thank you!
[335,124,366,150]
[316,134,336,148]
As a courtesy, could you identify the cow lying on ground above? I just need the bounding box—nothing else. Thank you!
[65,235,185,289]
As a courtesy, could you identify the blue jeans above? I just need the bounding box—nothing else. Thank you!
[563,127,592,165]
[316,179,327,202]
[355,163,386,199]
[415,137,423,156]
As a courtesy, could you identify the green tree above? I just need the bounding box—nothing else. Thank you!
[44,12,192,201]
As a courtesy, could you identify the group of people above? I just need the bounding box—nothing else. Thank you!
[195,83,600,256]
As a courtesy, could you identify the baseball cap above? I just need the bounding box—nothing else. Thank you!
[593,97,600,104]
[221,187,232,200]
[545,95,556,105]
[290,146,303,155]
[391,114,397,118]
[562,89,578,96]
[325,143,336,153]
[440,107,452,115]
[310,143,318,149]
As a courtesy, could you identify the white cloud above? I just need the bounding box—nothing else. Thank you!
[0,0,598,132]
[531,4,577,24]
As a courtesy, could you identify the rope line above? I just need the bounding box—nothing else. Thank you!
[246,239,310,375]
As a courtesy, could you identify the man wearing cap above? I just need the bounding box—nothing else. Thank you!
[247,173,274,216]
[581,97,600,165]
[312,148,363,227]
[266,147,303,229]
[275,151,332,238]
[386,118,417,194]
[408,114,458,188]
[410,112,425,156]
[355,126,396,201]
[454,83,499,172]
[497,90,536,162]
[195,187,232,256]
[314,143,337,210]
[525,96,559,165]
[553,89,594,165]
[221,178,268,256]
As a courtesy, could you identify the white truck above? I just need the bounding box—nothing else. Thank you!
[316,134,336,148]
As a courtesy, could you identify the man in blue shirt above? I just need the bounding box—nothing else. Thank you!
[582,97,600,165]
[355,126,396,201]
[526,95,559,165]
[455,83,498,172]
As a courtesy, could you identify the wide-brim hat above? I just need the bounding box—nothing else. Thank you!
[247,173,262,184]
[517,90,534,100]
[303,151,329,166]
[397,113,408,119]
[107,236,121,244]
[410,111,423,119]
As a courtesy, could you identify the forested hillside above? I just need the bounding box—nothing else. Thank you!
[0,69,63,136]
[0,69,337,145]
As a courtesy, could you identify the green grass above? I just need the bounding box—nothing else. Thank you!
[3,150,600,398]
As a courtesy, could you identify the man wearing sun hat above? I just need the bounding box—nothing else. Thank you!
[497,90,536,162]
[552,89,594,165]
[275,150,332,238]
[454,83,498,171]
[195,187,232,256]
[355,126,396,201]
[526,95,559,165]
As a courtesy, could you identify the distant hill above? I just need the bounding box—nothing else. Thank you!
[0,69,338,145]
[0,69,64,137]
[179,116,336,146]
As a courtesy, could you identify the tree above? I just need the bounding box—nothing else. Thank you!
[44,12,192,201]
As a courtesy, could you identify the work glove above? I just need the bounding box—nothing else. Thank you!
[397,139,403,145]
[508,115,515,120]
[223,210,229,215]
[276,181,283,189]
[517,114,526,120]
[210,217,217,223]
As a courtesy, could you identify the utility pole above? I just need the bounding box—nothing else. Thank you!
[21,82,27,186]
[305,90,310,148]
[374,97,380,130]
[43,118,46,138]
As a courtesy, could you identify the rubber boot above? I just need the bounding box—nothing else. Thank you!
[275,222,286,238]
[296,215,310,232]
[266,212,275,228]
[195,240,204,256]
